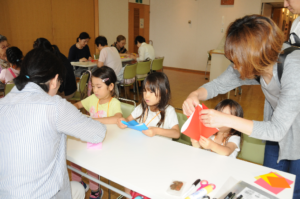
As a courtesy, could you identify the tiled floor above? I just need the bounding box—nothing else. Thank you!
[69,68,265,199]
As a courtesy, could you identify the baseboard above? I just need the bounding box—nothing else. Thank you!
[163,66,209,75]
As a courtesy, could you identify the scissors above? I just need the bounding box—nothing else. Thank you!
[196,180,216,191]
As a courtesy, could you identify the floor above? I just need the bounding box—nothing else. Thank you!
[68,68,265,199]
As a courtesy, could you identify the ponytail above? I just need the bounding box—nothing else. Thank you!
[6,47,23,68]
[14,48,65,92]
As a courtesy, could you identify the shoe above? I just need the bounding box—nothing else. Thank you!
[90,188,103,199]
[80,181,89,192]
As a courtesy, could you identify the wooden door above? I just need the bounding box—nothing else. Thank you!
[128,3,150,53]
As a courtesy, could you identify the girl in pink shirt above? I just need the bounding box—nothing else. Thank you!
[0,47,23,84]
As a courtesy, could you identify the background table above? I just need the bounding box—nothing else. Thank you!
[67,124,295,199]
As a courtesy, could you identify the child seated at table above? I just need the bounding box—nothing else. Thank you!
[191,99,243,158]
[73,66,123,199]
[0,46,23,84]
[117,72,180,199]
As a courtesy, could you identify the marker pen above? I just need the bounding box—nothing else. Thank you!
[185,184,216,199]
[237,195,243,199]
[182,179,201,198]
[229,193,236,199]
[224,192,232,199]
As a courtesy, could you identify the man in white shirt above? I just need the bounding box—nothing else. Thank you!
[95,36,123,80]
[131,36,155,62]
[284,0,300,45]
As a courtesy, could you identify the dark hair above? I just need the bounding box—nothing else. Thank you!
[77,32,90,42]
[134,36,145,45]
[136,72,171,127]
[6,47,23,68]
[0,35,7,43]
[33,38,61,57]
[95,36,108,47]
[116,35,126,42]
[14,48,65,92]
[225,15,283,79]
[92,66,117,97]
[214,99,244,144]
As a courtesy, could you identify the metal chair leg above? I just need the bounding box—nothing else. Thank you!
[136,80,139,99]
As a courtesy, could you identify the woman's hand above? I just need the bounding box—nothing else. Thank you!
[182,92,199,116]
[117,117,127,129]
[200,109,230,128]
[142,127,157,137]
[199,136,213,150]
[79,58,88,62]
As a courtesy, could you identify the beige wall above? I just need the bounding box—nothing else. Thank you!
[149,0,262,71]
[98,0,129,49]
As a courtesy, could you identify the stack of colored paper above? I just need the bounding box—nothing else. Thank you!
[254,172,293,194]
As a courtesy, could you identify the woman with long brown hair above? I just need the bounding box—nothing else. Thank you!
[183,15,300,199]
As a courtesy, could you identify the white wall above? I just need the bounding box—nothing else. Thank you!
[150,0,262,71]
[98,0,128,48]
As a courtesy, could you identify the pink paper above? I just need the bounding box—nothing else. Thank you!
[87,142,102,149]
[254,172,293,195]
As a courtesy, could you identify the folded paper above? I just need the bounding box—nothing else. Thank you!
[87,142,102,149]
[181,104,218,141]
[122,120,149,131]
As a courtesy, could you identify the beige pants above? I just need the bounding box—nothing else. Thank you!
[71,181,85,199]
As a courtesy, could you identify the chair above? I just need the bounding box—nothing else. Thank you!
[136,60,151,99]
[4,83,14,96]
[205,50,212,80]
[172,112,192,146]
[118,63,137,99]
[69,71,90,101]
[237,135,266,165]
[119,98,136,118]
[151,57,164,73]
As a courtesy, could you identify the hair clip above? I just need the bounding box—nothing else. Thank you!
[102,78,109,82]
[25,75,30,79]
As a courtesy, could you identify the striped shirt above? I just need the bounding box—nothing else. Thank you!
[0,82,106,199]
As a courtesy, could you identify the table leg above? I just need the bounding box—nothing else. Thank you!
[67,165,132,199]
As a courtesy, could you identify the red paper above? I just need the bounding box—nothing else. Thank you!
[182,104,218,141]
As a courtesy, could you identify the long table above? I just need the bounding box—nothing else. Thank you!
[67,124,295,199]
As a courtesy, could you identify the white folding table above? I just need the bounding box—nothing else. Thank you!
[67,124,295,199]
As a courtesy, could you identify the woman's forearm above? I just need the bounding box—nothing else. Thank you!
[226,115,253,136]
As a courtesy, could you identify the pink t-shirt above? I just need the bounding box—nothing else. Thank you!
[0,68,20,83]
[98,47,122,77]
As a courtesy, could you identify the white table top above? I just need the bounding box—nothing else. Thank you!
[121,57,134,62]
[67,124,295,199]
[70,62,97,67]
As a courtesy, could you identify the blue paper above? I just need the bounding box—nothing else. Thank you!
[121,120,149,131]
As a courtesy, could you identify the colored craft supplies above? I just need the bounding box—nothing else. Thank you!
[185,184,216,199]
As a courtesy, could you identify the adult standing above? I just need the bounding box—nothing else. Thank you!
[131,36,155,62]
[111,35,129,56]
[34,38,77,99]
[183,15,300,199]
[68,32,92,62]
[0,48,106,198]
[285,0,300,45]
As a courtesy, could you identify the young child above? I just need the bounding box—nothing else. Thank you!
[191,99,243,158]
[0,46,23,84]
[73,66,122,199]
[117,72,180,198]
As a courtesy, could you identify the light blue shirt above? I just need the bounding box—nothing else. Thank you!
[0,83,106,199]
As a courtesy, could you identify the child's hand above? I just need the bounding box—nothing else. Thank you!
[142,127,157,137]
[199,136,213,150]
[117,117,127,129]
